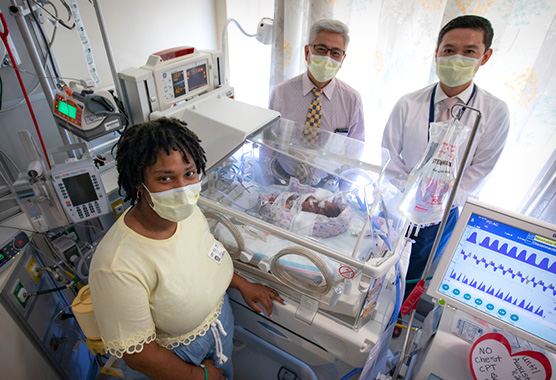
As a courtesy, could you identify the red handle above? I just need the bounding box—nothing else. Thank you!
[0,12,8,40]
[0,11,52,168]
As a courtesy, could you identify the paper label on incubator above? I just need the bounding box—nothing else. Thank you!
[208,241,226,264]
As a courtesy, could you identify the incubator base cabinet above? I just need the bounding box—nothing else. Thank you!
[200,117,409,377]
[232,324,320,380]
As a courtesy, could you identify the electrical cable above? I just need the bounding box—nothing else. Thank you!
[339,367,363,380]
[26,284,67,296]
[14,68,88,85]
[0,78,41,113]
[29,233,77,281]
[31,0,75,30]
[406,276,432,284]
[0,149,22,175]
[26,0,63,82]
[0,149,21,197]
[215,189,248,212]
[51,304,84,342]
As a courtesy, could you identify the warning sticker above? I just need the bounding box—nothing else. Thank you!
[339,265,355,279]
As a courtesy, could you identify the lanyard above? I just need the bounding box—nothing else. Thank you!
[428,83,477,124]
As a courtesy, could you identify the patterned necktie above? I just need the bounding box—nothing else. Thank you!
[439,97,460,122]
[296,88,323,182]
[303,88,323,144]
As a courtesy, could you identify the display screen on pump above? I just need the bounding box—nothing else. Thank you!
[62,173,99,206]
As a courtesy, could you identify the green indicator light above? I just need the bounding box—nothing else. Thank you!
[438,299,446,306]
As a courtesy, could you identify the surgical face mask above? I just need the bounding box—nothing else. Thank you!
[436,54,482,87]
[142,182,201,222]
[308,54,341,83]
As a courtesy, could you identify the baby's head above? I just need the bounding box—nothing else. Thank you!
[301,196,341,217]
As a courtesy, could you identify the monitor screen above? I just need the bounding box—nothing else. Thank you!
[172,70,186,98]
[62,173,98,206]
[428,199,556,354]
[58,100,77,120]
[187,63,208,91]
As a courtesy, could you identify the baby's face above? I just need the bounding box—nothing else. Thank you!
[302,196,341,217]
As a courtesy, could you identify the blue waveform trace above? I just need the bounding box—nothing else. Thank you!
[456,248,556,296]
[467,232,556,274]
[449,269,545,317]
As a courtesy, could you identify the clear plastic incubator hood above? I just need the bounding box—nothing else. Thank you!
[199,118,407,330]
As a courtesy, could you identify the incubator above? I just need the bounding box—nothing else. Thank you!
[198,117,409,372]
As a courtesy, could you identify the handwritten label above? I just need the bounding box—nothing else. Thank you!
[470,333,552,380]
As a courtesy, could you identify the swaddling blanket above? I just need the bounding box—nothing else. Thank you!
[258,178,352,238]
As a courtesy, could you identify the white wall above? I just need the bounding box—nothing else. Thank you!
[225,0,274,108]
[48,0,220,91]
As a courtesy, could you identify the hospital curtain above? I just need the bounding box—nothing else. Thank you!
[269,0,556,217]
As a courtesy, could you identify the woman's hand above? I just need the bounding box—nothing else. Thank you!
[201,358,225,380]
[230,274,285,316]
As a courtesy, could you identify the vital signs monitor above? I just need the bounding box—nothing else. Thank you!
[428,198,556,354]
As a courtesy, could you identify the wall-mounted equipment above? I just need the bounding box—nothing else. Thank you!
[53,86,125,141]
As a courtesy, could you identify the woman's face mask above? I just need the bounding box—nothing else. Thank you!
[142,182,201,222]
[308,54,341,83]
[436,54,482,87]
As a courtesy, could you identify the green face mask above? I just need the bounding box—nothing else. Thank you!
[436,55,481,87]
[308,54,341,83]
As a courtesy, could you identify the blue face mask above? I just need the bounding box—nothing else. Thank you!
[143,182,201,222]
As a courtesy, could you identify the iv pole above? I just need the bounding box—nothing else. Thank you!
[393,103,483,379]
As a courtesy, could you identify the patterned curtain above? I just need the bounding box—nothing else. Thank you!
[269,0,556,216]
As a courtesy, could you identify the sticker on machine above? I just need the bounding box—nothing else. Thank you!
[208,241,226,264]
[338,265,355,279]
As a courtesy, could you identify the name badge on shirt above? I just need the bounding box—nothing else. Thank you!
[208,241,226,264]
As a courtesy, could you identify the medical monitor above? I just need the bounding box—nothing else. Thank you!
[62,173,99,206]
[50,159,110,223]
[141,47,214,111]
[428,198,556,354]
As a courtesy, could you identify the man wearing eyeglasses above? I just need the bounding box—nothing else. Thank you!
[269,19,365,142]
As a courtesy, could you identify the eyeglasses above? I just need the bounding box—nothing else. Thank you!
[310,44,345,59]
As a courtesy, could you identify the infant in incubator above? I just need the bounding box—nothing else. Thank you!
[258,178,352,238]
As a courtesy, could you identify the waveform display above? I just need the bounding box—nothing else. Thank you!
[466,232,556,274]
[459,249,556,295]
[448,268,546,317]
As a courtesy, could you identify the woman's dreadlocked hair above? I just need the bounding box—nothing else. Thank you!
[113,117,207,205]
